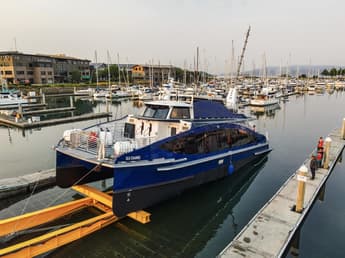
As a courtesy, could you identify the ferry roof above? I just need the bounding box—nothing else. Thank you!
[142,99,247,120]
[193,99,247,120]
[144,100,192,108]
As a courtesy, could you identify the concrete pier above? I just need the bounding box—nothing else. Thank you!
[218,128,345,257]
[0,169,56,200]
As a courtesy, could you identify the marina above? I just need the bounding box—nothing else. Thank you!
[2,1,345,256]
[0,90,345,257]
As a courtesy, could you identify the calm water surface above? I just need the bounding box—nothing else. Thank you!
[0,92,345,257]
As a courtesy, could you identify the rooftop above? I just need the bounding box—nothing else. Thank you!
[0,51,90,62]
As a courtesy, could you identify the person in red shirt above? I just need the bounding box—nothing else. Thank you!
[318,136,324,149]
[317,147,324,168]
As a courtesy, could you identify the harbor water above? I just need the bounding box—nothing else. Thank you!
[0,92,345,257]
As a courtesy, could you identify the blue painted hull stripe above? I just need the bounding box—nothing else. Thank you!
[114,158,187,168]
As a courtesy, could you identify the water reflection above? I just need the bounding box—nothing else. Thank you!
[250,103,281,119]
[132,100,144,108]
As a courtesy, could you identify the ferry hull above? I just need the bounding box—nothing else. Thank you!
[112,148,269,217]
[56,150,114,188]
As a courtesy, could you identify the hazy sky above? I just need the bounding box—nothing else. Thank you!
[1,0,344,73]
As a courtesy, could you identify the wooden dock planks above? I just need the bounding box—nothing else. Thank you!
[219,129,345,257]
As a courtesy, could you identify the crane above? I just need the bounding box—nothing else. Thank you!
[236,25,251,78]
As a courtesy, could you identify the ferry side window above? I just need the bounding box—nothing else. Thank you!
[231,128,255,147]
[170,107,190,119]
[161,134,197,154]
[143,106,155,117]
[154,106,169,119]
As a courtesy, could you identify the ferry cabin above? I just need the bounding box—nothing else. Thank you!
[126,100,193,143]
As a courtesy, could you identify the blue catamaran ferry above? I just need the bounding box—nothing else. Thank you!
[56,97,271,216]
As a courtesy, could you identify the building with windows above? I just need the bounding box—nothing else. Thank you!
[131,64,176,85]
[51,54,90,83]
[0,51,90,84]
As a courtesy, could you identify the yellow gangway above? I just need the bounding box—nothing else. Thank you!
[0,185,150,258]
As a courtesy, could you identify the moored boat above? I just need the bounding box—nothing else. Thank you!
[250,88,279,107]
[55,98,271,216]
[0,76,28,106]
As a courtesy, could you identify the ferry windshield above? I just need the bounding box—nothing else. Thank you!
[143,105,169,119]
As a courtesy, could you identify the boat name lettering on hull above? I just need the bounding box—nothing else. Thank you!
[125,156,141,161]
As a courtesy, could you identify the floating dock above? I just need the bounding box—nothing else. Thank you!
[0,103,47,110]
[0,169,56,200]
[218,124,345,257]
[0,112,112,129]
[22,107,75,115]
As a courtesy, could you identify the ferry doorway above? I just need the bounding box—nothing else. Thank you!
[170,127,177,136]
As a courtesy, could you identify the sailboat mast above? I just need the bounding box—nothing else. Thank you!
[230,40,235,88]
[196,46,199,86]
[95,50,99,88]
[107,50,111,89]
[183,60,187,85]
[117,53,120,85]
[126,57,129,87]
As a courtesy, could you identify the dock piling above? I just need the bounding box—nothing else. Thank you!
[323,137,332,169]
[18,104,23,117]
[295,165,308,213]
[341,118,345,139]
[42,93,46,104]
[70,96,74,107]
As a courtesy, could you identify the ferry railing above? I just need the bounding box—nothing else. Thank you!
[66,122,127,152]
[64,120,160,159]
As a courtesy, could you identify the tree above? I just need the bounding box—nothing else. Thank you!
[109,64,119,81]
[321,69,329,76]
[175,67,184,82]
[330,68,337,77]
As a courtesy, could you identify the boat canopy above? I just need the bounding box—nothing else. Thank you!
[193,99,246,120]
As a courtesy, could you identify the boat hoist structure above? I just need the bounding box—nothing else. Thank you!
[0,185,151,258]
